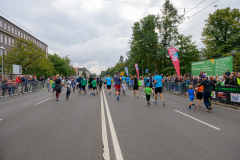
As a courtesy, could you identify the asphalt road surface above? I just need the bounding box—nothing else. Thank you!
[0,86,240,160]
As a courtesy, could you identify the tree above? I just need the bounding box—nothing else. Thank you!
[158,0,183,71]
[202,7,240,59]
[175,34,200,74]
[5,38,54,78]
[82,71,87,77]
[92,73,97,78]
[119,55,124,63]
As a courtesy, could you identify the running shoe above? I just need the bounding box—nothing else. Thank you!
[195,105,197,110]
[163,100,165,106]
[117,96,119,101]
[153,101,157,104]
[56,98,58,101]
[205,110,210,112]
[108,94,109,95]
[149,101,151,105]
[209,106,213,110]
[188,107,191,110]
[147,102,149,106]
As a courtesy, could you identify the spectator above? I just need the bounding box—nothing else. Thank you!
[227,75,235,86]
[192,76,198,86]
[236,73,240,86]
[225,70,230,77]
[203,71,207,76]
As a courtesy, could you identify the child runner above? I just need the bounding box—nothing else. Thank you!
[71,79,76,93]
[186,85,196,110]
[106,75,112,95]
[121,81,126,96]
[138,78,142,91]
[144,83,153,106]
[81,76,87,95]
[65,82,71,100]
[91,78,97,95]
[51,78,56,94]
[195,80,203,107]
[129,78,133,91]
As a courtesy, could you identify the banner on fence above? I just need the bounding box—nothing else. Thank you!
[168,47,180,79]
[230,93,240,103]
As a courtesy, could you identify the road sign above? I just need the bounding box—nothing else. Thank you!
[145,69,148,73]
[120,71,124,76]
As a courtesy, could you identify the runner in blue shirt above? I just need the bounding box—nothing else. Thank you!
[122,76,126,82]
[106,75,112,95]
[126,77,130,88]
[153,71,165,106]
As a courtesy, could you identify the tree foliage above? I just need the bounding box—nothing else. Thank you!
[202,7,240,59]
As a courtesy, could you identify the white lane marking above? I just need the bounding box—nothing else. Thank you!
[103,89,124,160]
[0,119,2,121]
[35,97,53,105]
[142,96,146,98]
[101,91,110,160]
[150,99,154,101]
[174,110,221,131]
[61,92,66,95]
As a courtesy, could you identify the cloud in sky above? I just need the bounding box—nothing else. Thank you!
[1,0,239,74]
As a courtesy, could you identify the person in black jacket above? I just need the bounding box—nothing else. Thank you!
[196,76,215,112]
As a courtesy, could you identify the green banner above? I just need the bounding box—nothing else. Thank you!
[214,56,233,76]
[191,59,215,76]
[191,56,233,77]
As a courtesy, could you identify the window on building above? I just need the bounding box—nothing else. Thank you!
[15,29,17,35]
[5,36,7,44]
[24,34,25,39]
[12,27,14,34]
[18,31,20,37]
[9,37,11,46]
[0,21,2,27]
[26,36,28,40]
[21,33,23,38]
[0,34,3,43]
[8,25,11,32]
[4,23,7,30]
[12,39,14,46]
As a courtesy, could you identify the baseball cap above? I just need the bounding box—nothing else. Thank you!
[147,83,150,86]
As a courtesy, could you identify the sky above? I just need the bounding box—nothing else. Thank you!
[0,0,239,74]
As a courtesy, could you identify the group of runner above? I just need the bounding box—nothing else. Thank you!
[48,71,215,113]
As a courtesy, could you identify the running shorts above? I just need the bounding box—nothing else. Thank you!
[133,86,138,90]
[115,85,121,91]
[189,97,194,102]
[197,92,203,99]
[93,87,96,90]
[155,87,162,94]
[104,82,106,84]
[150,84,153,88]
[78,84,82,88]
[89,84,93,89]
[107,85,111,89]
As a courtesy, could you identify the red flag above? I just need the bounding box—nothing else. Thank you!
[135,63,139,78]
[168,47,180,79]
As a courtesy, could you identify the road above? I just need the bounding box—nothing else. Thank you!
[0,86,240,160]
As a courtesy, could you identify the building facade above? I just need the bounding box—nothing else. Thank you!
[74,67,91,77]
[0,16,48,55]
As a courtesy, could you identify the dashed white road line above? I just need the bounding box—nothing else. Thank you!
[174,110,221,131]
[101,91,110,160]
[0,119,3,121]
[35,97,53,105]
[103,89,124,160]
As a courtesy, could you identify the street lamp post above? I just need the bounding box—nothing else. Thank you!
[0,47,5,78]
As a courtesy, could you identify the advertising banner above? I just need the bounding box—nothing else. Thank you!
[191,56,233,76]
[135,63,139,78]
[168,47,180,78]
[230,93,240,103]
[120,71,124,76]
[124,67,129,76]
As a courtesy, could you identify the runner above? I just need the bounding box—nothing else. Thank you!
[114,72,122,100]
[99,78,103,91]
[153,71,165,106]
[121,81,126,96]
[103,76,107,88]
[89,75,94,94]
[106,75,112,95]
[77,76,82,93]
[144,83,153,106]
[91,78,97,95]
[51,74,66,101]
[195,80,203,108]
[133,75,139,98]
[186,85,196,110]
[126,76,130,88]
[196,76,215,112]
[144,76,148,87]
[65,82,71,100]
[50,78,55,94]
[122,75,126,82]
[81,76,87,95]
[71,79,76,93]
[138,78,142,91]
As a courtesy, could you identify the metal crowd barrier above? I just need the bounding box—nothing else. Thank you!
[163,82,240,105]
[0,81,50,98]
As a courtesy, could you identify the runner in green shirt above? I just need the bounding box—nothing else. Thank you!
[144,83,153,106]
[138,79,142,91]
[91,78,98,95]
[81,76,87,94]
[51,78,55,94]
